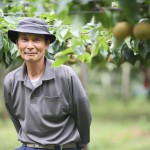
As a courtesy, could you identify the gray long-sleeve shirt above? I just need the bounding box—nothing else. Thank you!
[4,58,91,149]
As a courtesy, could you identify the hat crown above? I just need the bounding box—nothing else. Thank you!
[15,17,50,34]
[17,18,48,27]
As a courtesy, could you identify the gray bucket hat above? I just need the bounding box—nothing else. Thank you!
[8,17,56,44]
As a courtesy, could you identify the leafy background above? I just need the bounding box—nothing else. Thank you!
[0,0,149,68]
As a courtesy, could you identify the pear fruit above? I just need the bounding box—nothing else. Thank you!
[113,21,133,40]
[67,53,78,64]
[133,22,150,40]
[85,44,92,54]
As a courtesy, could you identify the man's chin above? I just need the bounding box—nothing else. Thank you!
[25,58,37,62]
[24,56,38,62]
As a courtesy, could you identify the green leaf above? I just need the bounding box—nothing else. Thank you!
[52,56,69,67]
[84,52,91,63]
[72,37,84,47]
[3,38,8,51]
[74,46,85,55]
[54,48,74,58]
[138,40,150,59]
[60,29,69,38]
[124,47,136,65]
[118,0,140,23]
[28,6,37,17]
[80,0,92,4]
[133,39,139,53]
[110,36,124,51]
[35,0,45,15]
[0,50,3,63]
[4,17,18,25]
[78,55,85,62]
[0,9,4,17]
[56,0,73,14]
[99,37,108,51]
[3,49,12,68]
[78,52,91,63]
[0,17,4,22]
[0,31,3,50]
[0,22,8,30]
[41,13,55,20]
[91,41,100,57]
[54,19,63,27]
[125,37,132,49]
[90,29,99,42]
[95,10,115,28]
[10,45,18,55]
[70,15,84,37]
[52,40,61,53]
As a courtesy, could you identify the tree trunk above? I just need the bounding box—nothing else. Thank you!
[80,63,88,90]
[146,68,150,100]
[121,62,131,102]
[83,145,88,150]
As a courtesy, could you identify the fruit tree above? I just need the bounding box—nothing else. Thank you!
[0,0,149,68]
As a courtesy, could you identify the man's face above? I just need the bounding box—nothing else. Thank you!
[17,33,50,62]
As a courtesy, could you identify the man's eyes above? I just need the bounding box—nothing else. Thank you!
[20,38,42,42]
[34,38,42,42]
[21,38,27,41]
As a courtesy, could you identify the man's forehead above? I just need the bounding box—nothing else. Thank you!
[19,33,45,37]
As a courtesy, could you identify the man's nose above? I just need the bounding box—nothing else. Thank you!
[27,41,34,49]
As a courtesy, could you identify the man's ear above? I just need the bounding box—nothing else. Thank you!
[46,39,51,45]
[45,41,51,51]
[16,43,19,49]
[45,45,50,52]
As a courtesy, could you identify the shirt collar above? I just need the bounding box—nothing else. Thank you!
[18,57,55,81]
[42,57,55,80]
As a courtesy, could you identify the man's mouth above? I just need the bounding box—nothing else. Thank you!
[24,52,37,54]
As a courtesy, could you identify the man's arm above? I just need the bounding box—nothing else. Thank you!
[69,70,91,149]
[4,82,21,133]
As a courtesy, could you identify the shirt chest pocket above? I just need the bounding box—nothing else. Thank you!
[42,94,69,118]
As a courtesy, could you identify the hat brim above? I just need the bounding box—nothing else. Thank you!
[8,30,56,44]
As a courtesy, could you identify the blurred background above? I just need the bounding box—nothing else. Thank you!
[0,0,150,150]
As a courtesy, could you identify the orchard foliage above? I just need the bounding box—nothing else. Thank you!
[0,0,149,68]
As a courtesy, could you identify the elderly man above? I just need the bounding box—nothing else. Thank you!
[4,18,91,150]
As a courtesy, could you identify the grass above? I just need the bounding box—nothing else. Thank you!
[1,97,150,150]
[89,119,150,150]
[89,96,150,150]
[0,120,21,150]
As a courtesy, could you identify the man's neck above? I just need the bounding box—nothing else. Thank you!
[26,58,45,80]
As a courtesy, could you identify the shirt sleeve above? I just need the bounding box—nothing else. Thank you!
[68,69,91,149]
[4,78,21,133]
